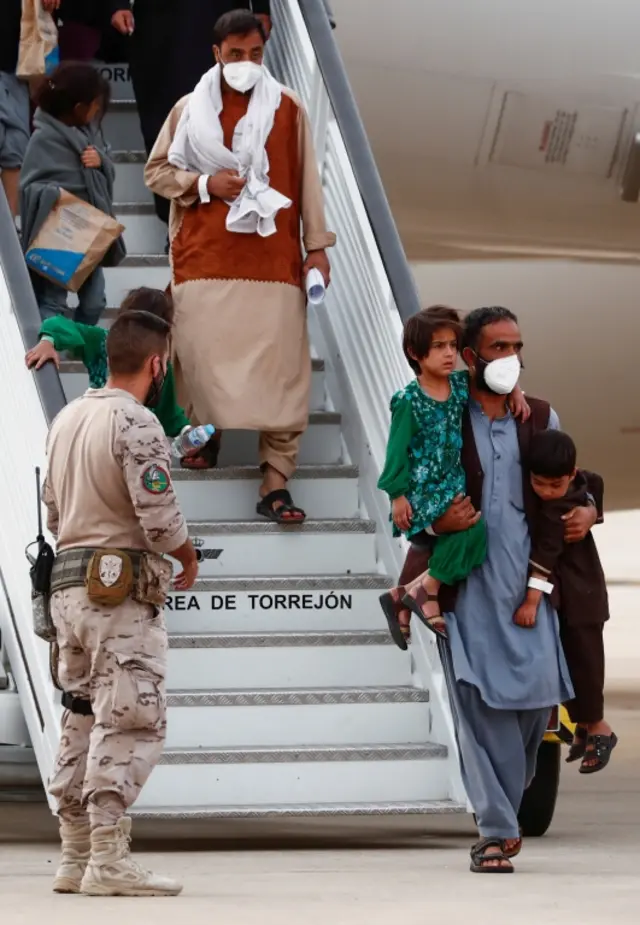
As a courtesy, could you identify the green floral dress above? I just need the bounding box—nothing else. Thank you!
[378,372,469,540]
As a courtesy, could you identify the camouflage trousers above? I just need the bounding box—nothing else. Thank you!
[48,587,168,828]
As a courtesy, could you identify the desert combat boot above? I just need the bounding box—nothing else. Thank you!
[80,816,183,896]
[53,820,91,893]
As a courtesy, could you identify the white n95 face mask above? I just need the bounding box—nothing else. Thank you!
[222,61,263,93]
[482,354,521,394]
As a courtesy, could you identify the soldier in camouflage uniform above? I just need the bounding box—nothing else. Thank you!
[42,295,198,897]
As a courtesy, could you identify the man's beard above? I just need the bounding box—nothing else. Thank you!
[472,356,499,394]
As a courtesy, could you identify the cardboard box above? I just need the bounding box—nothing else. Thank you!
[25,189,125,292]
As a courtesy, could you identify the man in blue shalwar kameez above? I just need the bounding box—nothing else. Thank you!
[399,307,599,873]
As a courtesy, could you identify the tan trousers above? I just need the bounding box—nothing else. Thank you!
[259,431,302,481]
[48,588,167,829]
[173,351,304,480]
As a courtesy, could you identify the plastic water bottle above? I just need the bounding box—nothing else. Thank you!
[171,424,215,457]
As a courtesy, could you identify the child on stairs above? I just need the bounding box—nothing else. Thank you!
[25,286,194,442]
[378,306,529,649]
[20,61,125,325]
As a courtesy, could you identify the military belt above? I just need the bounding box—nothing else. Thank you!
[50,547,144,594]
[61,691,94,717]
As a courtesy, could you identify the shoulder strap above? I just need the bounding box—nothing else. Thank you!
[460,406,483,511]
[529,397,551,432]
[517,396,551,460]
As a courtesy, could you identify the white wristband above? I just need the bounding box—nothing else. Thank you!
[528,576,553,594]
[198,175,211,204]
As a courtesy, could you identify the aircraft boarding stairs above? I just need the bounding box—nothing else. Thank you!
[0,0,468,822]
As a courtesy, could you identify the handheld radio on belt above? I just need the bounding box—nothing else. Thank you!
[25,466,56,643]
[25,469,92,712]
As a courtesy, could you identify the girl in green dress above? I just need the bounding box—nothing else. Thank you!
[378,306,528,649]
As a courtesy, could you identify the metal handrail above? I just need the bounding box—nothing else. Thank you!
[320,0,336,28]
[0,190,66,426]
[0,187,65,754]
[296,0,421,322]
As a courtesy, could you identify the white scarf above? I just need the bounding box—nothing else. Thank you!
[167,64,292,237]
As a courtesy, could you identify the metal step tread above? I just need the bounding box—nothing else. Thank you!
[173,463,353,481]
[112,149,146,163]
[110,100,137,111]
[121,254,168,267]
[171,574,392,592]
[167,686,428,706]
[187,518,375,535]
[131,800,467,819]
[114,201,156,214]
[60,356,325,372]
[168,631,393,649]
[158,743,447,764]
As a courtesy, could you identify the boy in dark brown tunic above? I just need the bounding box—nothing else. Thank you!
[516,429,617,774]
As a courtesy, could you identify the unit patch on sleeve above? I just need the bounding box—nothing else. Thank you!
[141,464,170,494]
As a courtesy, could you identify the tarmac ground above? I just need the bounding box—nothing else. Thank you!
[0,705,637,925]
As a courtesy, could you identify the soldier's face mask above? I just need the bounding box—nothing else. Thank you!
[144,355,167,409]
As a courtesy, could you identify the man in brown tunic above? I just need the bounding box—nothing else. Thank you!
[145,9,336,523]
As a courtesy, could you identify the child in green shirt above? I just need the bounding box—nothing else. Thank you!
[25,286,191,439]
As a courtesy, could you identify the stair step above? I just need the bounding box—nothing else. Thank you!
[105,262,170,304]
[175,519,376,576]
[167,685,428,706]
[59,359,326,412]
[173,464,357,521]
[112,150,146,164]
[166,630,408,690]
[115,203,167,255]
[59,357,325,372]
[0,746,42,792]
[164,686,430,748]
[113,160,152,204]
[131,799,467,819]
[139,741,451,807]
[164,573,392,633]
[103,104,143,150]
[114,201,155,213]
[169,630,391,648]
[121,254,168,267]
[159,743,447,763]
[218,414,342,466]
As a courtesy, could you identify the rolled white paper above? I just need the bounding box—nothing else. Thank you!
[305,267,325,305]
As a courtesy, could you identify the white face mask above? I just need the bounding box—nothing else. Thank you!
[221,60,263,93]
[482,354,521,395]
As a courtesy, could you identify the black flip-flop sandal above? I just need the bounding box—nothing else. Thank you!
[402,588,447,640]
[257,489,306,525]
[566,725,588,764]
[470,837,514,874]
[579,732,618,774]
[180,434,220,470]
[379,590,409,651]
